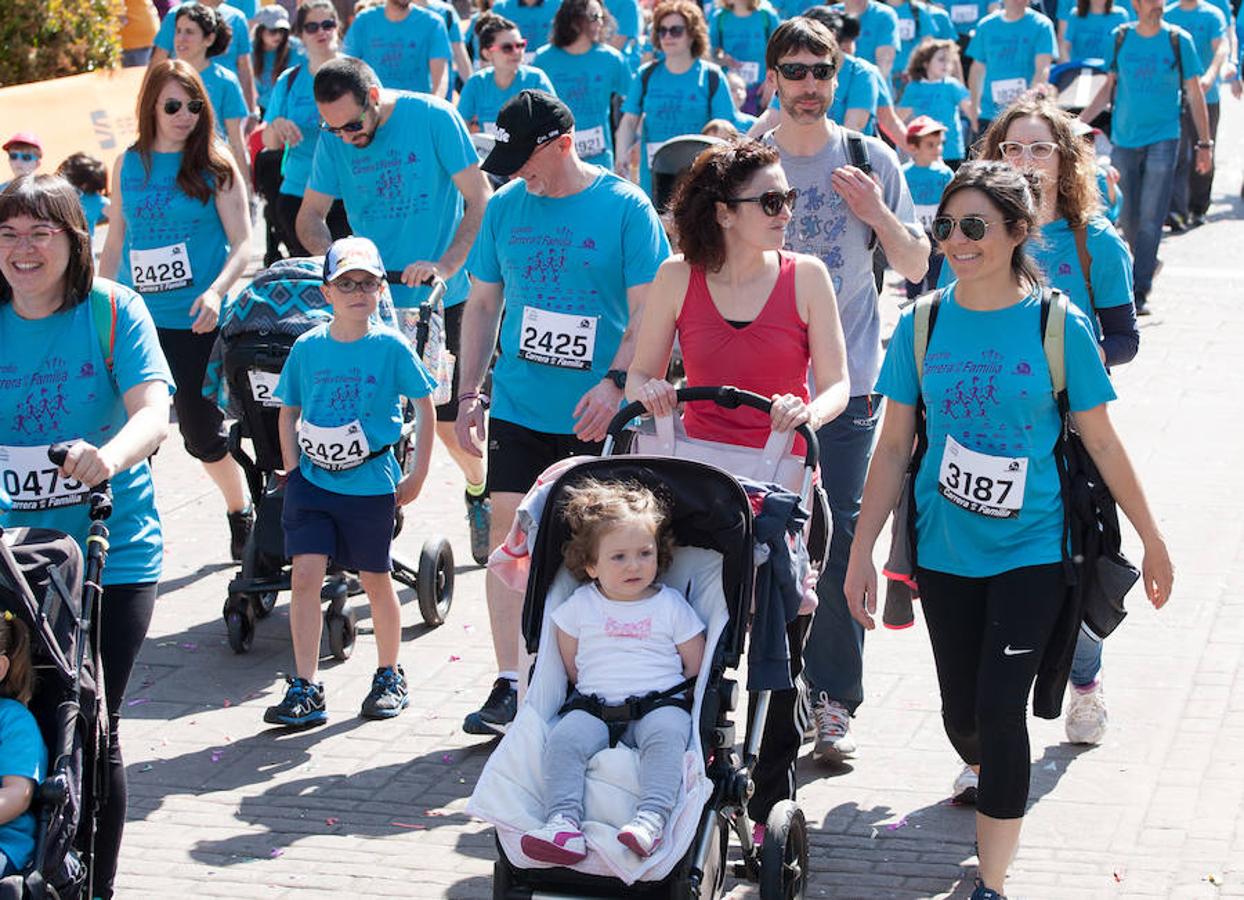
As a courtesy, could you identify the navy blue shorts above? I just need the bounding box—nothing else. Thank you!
[281,468,396,573]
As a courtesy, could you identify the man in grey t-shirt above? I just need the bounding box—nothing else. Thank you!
[764,17,927,767]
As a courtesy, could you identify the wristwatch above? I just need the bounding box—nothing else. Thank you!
[604,369,627,389]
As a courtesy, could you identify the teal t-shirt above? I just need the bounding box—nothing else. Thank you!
[966,9,1058,120]
[901,159,954,229]
[531,43,633,168]
[457,65,557,135]
[830,1,901,66]
[1096,165,1122,222]
[890,1,940,78]
[255,40,308,112]
[899,78,971,158]
[342,4,452,94]
[492,0,563,55]
[308,92,477,307]
[274,323,436,496]
[710,6,780,86]
[875,286,1117,577]
[622,60,738,195]
[1032,215,1134,322]
[927,3,959,39]
[0,281,172,585]
[945,0,986,36]
[154,2,252,76]
[0,699,45,875]
[263,61,320,197]
[1109,23,1201,147]
[425,0,465,44]
[1064,7,1132,61]
[199,61,248,138]
[117,150,231,329]
[1058,0,1135,19]
[465,170,670,433]
[78,191,110,240]
[1163,2,1226,102]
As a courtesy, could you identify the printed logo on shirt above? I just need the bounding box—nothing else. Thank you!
[604,616,653,639]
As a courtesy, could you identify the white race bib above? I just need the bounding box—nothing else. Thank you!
[937,435,1028,519]
[898,18,916,41]
[950,3,977,22]
[738,61,760,84]
[518,307,597,370]
[298,419,371,471]
[0,444,88,511]
[247,370,282,407]
[481,121,498,136]
[130,242,193,294]
[914,204,939,229]
[522,51,536,65]
[645,141,664,169]
[574,125,607,159]
[990,77,1028,108]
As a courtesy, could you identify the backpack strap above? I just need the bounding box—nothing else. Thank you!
[1109,23,1131,74]
[637,60,660,112]
[706,64,721,121]
[89,283,118,378]
[845,130,872,173]
[912,289,942,382]
[1041,288,1069,397]
[1169,25,1185,110]
[1070,224,1096,312]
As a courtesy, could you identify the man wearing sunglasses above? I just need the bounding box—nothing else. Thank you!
[761,17,928,768]
[453,90,670,738]
[343,0,454,98]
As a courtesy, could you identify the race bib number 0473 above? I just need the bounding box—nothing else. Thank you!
[518,307,597,370]
[0,444,88,511]
[937,435,1028,519]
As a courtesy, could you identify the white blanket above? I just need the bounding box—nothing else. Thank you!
[466,547,728,884]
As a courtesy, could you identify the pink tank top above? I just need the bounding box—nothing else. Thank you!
[677,251,811,454]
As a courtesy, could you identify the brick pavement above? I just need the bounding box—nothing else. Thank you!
[109,112,1244,897]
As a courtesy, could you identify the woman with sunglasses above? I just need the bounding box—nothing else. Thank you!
[251,4,306,114]
[532,0,634,169]
[845,161,1172,900]
[627,139,850,832]
[614,0,739,196]
[458,14,556,135]
[100,60,255,562]
[263,0,351,257]
[0,174,173,900]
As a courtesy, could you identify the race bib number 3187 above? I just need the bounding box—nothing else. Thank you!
[937,435,1028,519]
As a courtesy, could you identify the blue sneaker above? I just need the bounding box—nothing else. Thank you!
[970,879,1007,899]
[264,677,327,728]
[465,491,492,565]
[361,665,409,719]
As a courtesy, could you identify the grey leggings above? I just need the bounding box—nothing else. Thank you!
[544,706,691,825]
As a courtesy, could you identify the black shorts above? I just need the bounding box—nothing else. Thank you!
[435,302,464,423]
[281,468,396,573]
[486,417,602,496]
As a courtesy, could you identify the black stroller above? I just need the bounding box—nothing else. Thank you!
[209,257,455,657]
[470,388,826,898]
[0,445,110,900]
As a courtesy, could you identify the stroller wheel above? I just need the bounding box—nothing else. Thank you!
[416,537,454,626]
[255,590,279,619]
[226,608,255,654]
[326,605,357,661]
[759,801,808,900]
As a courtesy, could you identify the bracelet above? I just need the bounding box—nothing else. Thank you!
[459,391,490,409]
[1196,140,1214,149]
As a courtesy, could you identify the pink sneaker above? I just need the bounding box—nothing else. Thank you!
[617,810,665,858]
[521,815,587,865]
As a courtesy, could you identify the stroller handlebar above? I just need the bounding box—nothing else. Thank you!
[383,271,447,307]
[47,443,113,521]
[605,386,819,471]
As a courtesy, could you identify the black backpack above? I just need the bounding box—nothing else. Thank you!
[636,60,723,123]
[1109,23,1186,111]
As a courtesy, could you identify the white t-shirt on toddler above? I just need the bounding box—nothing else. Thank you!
[552,582,706,704]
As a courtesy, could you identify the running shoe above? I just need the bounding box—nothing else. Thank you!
[263,677,327,728]
[970,878,1007,899]
[227,506,254,562]
[361,665,409,719]
[810,692,856,763]
[465,491,492,566]
[952,764,979,805]
[1064,679,1108,745]
[521,814,587,865]
[617,810,665,858]
[463,677,517,735]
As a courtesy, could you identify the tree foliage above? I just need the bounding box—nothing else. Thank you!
[0,0,121,87]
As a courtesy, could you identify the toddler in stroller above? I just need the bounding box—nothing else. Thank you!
[0,609,44,880]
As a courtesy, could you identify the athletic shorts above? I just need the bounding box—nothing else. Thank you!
[281,468,396,573]
[486,417,603,496]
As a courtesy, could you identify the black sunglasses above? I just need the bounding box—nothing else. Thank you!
[321,111,368,134]
[162,98,205,115]
[776,62,836,81]
[302,18,337,33]
[655,24,686,38]
[729,188,798,217]
[931,215,1008,242]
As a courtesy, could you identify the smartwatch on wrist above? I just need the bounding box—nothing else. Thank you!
[604,369,627,389]
[460,391,490,409]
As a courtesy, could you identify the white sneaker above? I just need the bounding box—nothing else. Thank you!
[617,809,665,858]
[521,814,587,865]
[952,764,979,805]
[1065,680,1108,745]
[811,692,856,763]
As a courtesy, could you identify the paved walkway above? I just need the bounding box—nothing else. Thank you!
[110,108,1244,898]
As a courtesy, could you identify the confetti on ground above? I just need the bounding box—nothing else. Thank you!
[1044,761,1058,771]
[449,655,462,662]
[424,809,447,817]
[223,699,232,708]
[870,827,879,840]
[463,624,475,634]
[1206,873,1221,885]
[325,817,339,826]
[1113,871,1124,883]
[140,764,154,772]
[180,642,198,651]
[390,821,427,830]
[127,697,150,707]
[269,848,284,858]
[441,753,454,763]
[210,749,225,763]
[886,818,907,831]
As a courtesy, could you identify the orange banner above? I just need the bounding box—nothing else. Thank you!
[0,67,146,175]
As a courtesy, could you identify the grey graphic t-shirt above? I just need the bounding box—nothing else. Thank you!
[765,128,920,396]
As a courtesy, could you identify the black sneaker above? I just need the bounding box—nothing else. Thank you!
[361,665,409,719]
[1165,213,1187,234]
[463,677,517,736]
[465,491,492,566]
[970,878,1007,899]
[264,677,327,728]
[227,507,254,562]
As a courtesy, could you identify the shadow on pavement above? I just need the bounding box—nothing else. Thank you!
[157,562,237,596]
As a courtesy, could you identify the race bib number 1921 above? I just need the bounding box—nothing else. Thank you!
[574,126,607,158]
[518,308,597,370]
[130,242,193,294]
[937,435,1028,518]
[0,444,88,511]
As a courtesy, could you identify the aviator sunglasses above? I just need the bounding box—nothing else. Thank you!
[930,215,1008,242]
[162,98,205,115]
[729,188,798,217]
[776,62,836,81]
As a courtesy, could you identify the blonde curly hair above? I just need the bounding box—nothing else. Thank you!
[560,479,675,581]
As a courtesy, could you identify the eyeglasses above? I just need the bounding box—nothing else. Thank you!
[586,11,604,20]
[655,24,686,38]
[330,276,383,294]
[999,140,1058,161]
[7,151,38,162]
[492,39,528,53]
[302,18,337,33]
[0,226,64,248]
[728,188,798,217]
[930,215,1008,242]
[776,62,836,81]
[321,110,368,134]
[162,98,205,116]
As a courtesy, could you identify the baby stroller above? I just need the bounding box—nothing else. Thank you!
[0,445,110,900]
[209,257,455,656]
[1050,59,1112,134]
[469,387,825,898]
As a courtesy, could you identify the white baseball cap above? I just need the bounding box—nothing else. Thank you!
[323,237,385,282]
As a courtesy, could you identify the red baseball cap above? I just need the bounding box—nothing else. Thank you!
[3,132,43,153]
[905,116,947,144]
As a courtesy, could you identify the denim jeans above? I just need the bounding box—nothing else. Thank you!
[1112,138,1179,299]
[120,46,152,67]
[1070,627,1103,688]
[803,394,882,713]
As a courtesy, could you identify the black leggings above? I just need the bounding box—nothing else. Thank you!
[155,327,229,462]
[917,563,1065,819]
[274,193,351,258]
[746,613,810,823]
[85,581,159,898]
